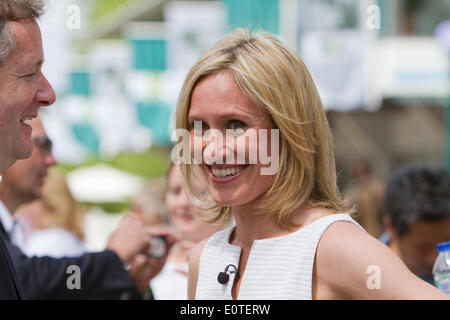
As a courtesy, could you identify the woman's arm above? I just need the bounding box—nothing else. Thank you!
[313,221,449,300]
[187,239,207,300]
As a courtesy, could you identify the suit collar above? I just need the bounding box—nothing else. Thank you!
[0,223,24,299]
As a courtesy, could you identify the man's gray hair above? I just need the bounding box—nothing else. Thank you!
[0,0,45,64]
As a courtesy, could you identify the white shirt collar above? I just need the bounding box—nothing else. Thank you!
[0,199,14,234]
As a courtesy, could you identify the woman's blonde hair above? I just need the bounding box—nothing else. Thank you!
[38,168,85,239]
[175,28,352,230]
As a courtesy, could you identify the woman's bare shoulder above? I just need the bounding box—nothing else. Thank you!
[313,221,448,299]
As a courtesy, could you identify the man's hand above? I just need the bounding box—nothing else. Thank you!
[128,225,178,293]
[146,225,178,277]
[128,254,153,293]
[106,214,151,265]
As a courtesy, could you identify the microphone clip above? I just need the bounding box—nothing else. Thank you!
[217,264,240,284]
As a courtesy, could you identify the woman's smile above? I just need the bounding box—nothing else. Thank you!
[208,164,249,183]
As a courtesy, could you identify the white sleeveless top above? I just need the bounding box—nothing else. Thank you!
[196,213,362,300]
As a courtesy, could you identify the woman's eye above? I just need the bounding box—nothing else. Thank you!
[229,120,246,131]
[190,120,208,135]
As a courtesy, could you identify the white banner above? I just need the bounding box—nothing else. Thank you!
[300,30,364,111]
[164,1,226,71]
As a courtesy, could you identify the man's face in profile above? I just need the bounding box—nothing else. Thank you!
[0,18,55,171]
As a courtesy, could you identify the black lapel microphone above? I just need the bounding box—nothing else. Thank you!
[217,264,240,284]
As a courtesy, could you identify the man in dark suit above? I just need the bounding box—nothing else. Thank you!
[0,1,174,299]
[0,117,175,300]
[0,231,22,299]
[0,214,159,299]
[0,0,55,299]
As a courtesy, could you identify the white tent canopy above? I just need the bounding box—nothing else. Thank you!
[66,163,146,203]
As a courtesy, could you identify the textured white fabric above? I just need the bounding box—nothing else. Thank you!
[196,213,362,300]
[151,261,188,300]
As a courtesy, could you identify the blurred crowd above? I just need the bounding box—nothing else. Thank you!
[0,117,224,299]
[1,0,449,300]
[1,116,449,298]
[344,159,450,285]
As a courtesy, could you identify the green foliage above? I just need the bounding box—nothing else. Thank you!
[57,148,171,179]
[404,0,426,13]
[80,201,132,214]
[109,149,171,179]
[92,0,135,22]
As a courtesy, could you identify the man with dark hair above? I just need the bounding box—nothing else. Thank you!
[382,165,450,284]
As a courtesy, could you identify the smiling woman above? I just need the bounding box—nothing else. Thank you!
[175,29,450,300]
[176,29,347,230]
[186,70,279,209]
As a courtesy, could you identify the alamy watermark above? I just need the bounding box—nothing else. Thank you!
[366,265,381,290]
[170,121,280,175]
[66,5,81,30]
[66,264,81,290]
[366,5,381,31]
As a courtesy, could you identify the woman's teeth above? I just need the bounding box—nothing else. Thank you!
[212,167,244,178]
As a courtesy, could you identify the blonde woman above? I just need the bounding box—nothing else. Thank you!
[174,29,448,300]
[17,169,86,257]
[150,164,222,299]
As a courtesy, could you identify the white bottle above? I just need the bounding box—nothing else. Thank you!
[433,241,450,294]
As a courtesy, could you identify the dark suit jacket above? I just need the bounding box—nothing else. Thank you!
[0,230,24,299]
[0,222,143,299]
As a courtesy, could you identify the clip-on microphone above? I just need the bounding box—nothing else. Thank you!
[217,264,240,284]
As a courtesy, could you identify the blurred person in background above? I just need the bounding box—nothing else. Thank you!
[0,117,176,299]
[381,165,450,285]
[150,163,222,300]
[15,168,86,258]
[131,179,167,227]
[0,117,57,249]
[344,159,386,238]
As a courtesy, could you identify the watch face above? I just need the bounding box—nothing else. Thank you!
[149,236,167,258]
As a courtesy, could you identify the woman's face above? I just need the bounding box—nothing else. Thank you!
[187,70,276,207]
[165,165,219,242]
